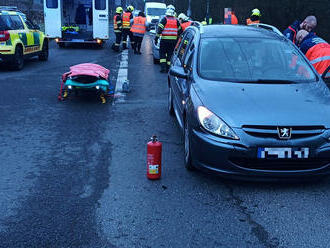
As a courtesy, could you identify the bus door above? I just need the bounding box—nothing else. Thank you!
[44,0,62,38]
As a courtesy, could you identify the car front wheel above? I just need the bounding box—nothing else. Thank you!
[39,40,49,61]
[9,46,24,70]
[184,119,194,170]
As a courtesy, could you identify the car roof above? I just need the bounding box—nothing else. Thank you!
[200,25,283,40]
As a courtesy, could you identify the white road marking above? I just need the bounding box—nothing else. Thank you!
[114,50,129,103]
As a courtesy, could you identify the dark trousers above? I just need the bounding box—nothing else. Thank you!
[133,35,143,52]
[122,28,134,49]
[159,39,176,66]
[112,31,122,51]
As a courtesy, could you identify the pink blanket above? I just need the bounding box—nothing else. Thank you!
[62,63,110,81]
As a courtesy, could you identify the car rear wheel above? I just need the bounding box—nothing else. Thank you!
[58,42,65,48]
[184,119,194,170]
[9,46,24,70]
[38,40,49,61]
[168,85,174,115]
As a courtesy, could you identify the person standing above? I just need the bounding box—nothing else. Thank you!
[112,6,123,52]
[224,9,238,25]
[130,12,147,54]
[296,30,330,75]
[122,5,135,50]
[155,5,182,73]
[246,8,261,25]
[178,13,192,31]
[283,16,317,44]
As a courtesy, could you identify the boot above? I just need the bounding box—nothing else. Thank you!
[160,63,166,73]
[166,64,170,73]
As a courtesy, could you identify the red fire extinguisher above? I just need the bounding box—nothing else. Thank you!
[147,135,162,180]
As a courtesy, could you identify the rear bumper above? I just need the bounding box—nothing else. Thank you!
[190,128,330,181]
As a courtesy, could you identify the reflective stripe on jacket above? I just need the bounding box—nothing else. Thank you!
[181,21,192,31]
[130,16,147,35]
[161,16,178,40]
[113,14,122,32]
[246,18,260,25]
[122,12,132,28]
[306,43,330,75]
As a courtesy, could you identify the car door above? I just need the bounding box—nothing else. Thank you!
[93,0,109,40]
[171,30,195,120]
[24,19,41,53]
[9,15,27,52]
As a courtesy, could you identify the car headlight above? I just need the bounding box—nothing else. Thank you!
[96,85,100,90]
[197,106,239,140]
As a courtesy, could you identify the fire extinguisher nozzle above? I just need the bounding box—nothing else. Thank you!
[151,135,158,143]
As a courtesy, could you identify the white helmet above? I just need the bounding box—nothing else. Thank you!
[167,5,175,11]
[165,8,175,16]
[178,13,189,21]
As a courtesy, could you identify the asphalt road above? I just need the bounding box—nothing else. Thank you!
[1,34,330,248]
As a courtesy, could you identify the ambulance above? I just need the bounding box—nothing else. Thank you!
[43,0,109,48]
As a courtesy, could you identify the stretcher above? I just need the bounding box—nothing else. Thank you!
[58,63,114,103]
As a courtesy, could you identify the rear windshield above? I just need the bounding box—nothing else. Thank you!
[0,15,24,31]
[147,8,166,16]
[199,37,317,83]
[95,0,106,10]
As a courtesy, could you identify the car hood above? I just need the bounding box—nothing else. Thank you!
[194,80,330,128]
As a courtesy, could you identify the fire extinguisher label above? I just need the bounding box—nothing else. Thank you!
[149,164,159,174]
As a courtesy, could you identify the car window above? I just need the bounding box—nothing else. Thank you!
[0,15,13,31]
[25,19,35,30]
[178,31,194,61]
[10,15,24,30]
[199,37,317,82]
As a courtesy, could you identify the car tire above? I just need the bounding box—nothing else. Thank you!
[184,119,194,170]
[168,85,174,116]
[9,45,24,71]
[153,58,159,64]
[38,40,49,61]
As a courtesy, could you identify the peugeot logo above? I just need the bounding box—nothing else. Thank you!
[277,127,292,140]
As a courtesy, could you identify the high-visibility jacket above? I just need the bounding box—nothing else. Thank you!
[161,16,178,40]
[122,12,132,29]
[246,18,260,25]
[181,21,193,31]
[300,34,330,75]
[130,16,147,35]
[224,13,238,24]
[113,14,122,32]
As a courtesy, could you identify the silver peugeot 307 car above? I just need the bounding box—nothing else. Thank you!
[168,24,330,180]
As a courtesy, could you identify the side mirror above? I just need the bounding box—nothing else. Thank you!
[169,66,188,79]
[322,66,330,85]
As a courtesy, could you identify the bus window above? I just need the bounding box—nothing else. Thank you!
[95,0,106,10]
[46,0,58,8]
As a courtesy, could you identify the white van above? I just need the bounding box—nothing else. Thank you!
[144,2,166,30]
[44,0,109,47]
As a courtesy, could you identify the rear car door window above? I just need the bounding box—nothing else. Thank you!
[10,15,24,30]
[0,15,13,31]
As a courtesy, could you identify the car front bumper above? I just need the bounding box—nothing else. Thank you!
[190,128,330,180]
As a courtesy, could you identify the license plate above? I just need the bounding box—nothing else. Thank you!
[71,39,84,42]
[258,148,309,159]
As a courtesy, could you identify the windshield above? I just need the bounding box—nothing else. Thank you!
[147,8,166,16]
[199,37,317,83]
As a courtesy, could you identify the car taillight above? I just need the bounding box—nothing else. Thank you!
[0,31,10,42]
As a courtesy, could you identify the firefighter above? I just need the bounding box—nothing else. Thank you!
[224,9,238,25]
[246,8,261,25]
[130,12,147,54]
[112,6,123,52]
[283,16,317,44]
[155,5,182,73]
[296,30,330,75]
[178,13,192,31]
[122,5,135,50]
